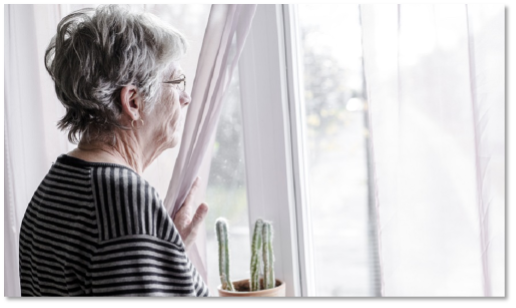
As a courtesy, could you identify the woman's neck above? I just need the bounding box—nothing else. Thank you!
[68,135,146,175]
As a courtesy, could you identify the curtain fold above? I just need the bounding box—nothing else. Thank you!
[163,4,257,283]
[361,4,504,296]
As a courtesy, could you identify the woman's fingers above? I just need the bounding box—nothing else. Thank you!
[172,177,209,249]
[176,177,200,224]
[191,203,209,233]
[184,203,209,246]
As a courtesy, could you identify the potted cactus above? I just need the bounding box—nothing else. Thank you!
[215,218,286,297]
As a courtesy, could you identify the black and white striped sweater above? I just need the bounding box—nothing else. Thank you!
[19,154,209,297]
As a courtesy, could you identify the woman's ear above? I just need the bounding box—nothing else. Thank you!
[120,85,142,121]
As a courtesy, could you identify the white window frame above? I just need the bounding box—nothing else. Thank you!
[237,4,315,297]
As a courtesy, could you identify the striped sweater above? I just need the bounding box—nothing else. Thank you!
[19,154,209,297]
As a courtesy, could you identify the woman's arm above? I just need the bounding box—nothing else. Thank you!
[90,234,209,296]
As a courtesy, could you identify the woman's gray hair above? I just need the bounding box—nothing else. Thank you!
[45,4,188,144]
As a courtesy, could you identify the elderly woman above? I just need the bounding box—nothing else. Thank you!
[19,5,209,296]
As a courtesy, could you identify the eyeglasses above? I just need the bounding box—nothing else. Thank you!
[163,74,186,91]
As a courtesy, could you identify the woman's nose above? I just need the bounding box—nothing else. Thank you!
[180,91,191,107]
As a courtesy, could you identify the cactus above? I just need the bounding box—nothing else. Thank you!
[216,217,277,292]
[216,218,234,291]
[262,221,275,289]
[250,219,264,291]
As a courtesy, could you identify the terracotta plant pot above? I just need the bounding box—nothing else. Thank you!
[217,278,286,297]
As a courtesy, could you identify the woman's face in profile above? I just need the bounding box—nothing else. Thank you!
[148,61,191,150]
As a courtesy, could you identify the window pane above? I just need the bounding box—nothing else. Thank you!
[204,67,251,295]
[298,4,380,296]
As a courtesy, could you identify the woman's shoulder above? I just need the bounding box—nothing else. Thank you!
[56,154,156,196]
[55,155,177,244]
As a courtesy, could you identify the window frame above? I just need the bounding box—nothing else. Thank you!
[237,4,315,297]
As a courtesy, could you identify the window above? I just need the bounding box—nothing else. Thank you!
[204,4,380,296]
[205,68,251,294]
[298,4,380,296]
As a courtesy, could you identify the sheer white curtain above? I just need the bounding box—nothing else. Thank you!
[361,4,504,296]
[163,4,257,282]
[4,4,74,297]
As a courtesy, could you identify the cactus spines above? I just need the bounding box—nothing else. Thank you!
[216,218,234,291]
[262,221,275,289]
[250,219,264,291]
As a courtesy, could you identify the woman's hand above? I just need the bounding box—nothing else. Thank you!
[173,177,209,250]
